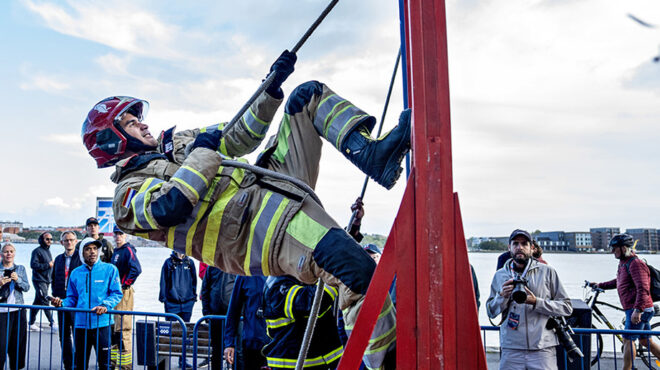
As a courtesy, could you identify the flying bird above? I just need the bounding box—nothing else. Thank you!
[628,13,656,28]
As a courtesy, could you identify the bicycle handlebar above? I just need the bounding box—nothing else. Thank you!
[584,280,605,293]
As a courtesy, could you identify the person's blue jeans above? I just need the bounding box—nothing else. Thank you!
[623,308,654,340]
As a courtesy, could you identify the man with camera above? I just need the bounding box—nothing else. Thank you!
[589,233,660,370]
[487,229,573,370]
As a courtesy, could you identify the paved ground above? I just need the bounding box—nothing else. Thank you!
[17,326,660,369]
[486,349,660,370]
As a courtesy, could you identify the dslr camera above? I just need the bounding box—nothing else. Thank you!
[546,316,584,362]
[511,276,528,304]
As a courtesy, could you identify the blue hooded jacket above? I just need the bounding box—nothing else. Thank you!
[62,260,123,329]
[159,252,197,313]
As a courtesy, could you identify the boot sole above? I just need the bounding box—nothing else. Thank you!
[377,112,412,190]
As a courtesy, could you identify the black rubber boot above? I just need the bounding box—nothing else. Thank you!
[340,109,411,189]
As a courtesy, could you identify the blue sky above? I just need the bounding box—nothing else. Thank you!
[0,0,659,238]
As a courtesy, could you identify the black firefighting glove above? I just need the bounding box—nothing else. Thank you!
[265,50,297,99]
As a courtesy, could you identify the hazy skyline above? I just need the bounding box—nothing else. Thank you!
[1,0,659,238]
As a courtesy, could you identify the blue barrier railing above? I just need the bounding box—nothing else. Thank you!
[481,325,660,369]
[0,303,187,370]
[191,314,227,369]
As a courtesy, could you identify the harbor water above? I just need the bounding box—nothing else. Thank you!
[9,243,656,342]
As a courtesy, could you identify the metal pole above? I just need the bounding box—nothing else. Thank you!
[224,0,339,134]
[295,281,326,370]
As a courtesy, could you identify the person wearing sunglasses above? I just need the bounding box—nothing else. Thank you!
[28,232,56,331]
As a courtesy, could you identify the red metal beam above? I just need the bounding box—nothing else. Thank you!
[338,0,487,368]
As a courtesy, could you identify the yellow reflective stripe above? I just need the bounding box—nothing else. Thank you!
[284,285,302,319]
[285,211,329,249]
[265,317,294,329]
[364,334,396,355]
[167,226,176,249]
[324,104,352,138]
[323,285,338,301]
[323,345,344,363]
[131,178,163,229]
[172,177,199,200]
[335,114,368,148]
[185,176,220,257]
[261,197,289,276]
[202,168,243,265]
[244,192,273,276]
[368,323,396,345]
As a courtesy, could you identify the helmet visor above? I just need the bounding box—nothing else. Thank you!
[114,97,149,124]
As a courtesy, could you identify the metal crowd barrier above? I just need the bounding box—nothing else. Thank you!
[481,325,660,369]
[0,303,187,370]
[191,315,227,369]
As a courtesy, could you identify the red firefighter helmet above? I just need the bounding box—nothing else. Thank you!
[82,96,149,168]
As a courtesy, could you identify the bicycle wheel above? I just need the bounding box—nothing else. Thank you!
[591,325,603,367]
[638,322,660,369]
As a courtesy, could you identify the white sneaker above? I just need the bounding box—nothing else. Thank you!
[29,324,41,331]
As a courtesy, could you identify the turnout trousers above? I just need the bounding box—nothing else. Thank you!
[111,286,134,370]
[260,81,396,369]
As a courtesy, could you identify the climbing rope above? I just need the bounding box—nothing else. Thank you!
[346,49,401,229]
[224,0,339,135]
[222,2,339,369]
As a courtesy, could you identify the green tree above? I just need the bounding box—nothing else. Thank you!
[477,240,508,251]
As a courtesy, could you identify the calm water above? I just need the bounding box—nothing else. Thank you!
[7,244,652,340]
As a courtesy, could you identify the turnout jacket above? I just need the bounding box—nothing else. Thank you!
[51,251,83,299]
[111,242,142,288]
[111,92,308,277]
[486,259,573,350]
[262,276,343,369]
[159,252,197,313]
[62,261,123,329]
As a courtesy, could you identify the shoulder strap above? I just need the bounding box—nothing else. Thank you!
[623,256,638,275]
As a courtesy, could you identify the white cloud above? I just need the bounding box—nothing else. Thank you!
[19,74,70,92]
[42,134,80,144]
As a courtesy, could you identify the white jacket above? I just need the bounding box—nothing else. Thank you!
[486,259,573,350]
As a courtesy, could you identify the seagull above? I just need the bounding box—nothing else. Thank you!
[628,13,656,28]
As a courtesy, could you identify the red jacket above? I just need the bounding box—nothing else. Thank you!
[599,255,653,311]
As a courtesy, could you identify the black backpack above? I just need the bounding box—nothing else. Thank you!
[624,256,660,302]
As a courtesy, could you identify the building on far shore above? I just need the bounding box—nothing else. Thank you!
[590,227,620,251]
[565,232,593,252]
[626,228,659,252]
[0,221,23,234]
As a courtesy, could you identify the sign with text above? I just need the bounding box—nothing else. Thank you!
[96,197,115,236]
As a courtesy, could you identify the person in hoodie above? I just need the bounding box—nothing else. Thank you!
[51,231,82,370]
[110,226,142,370]
[159,251,196,368]
[29,232,55,331]
[486,229,572,370]
[223,275,269,370]
[75,217,114,263]
[51,238,123,370]
[199,266,235,368]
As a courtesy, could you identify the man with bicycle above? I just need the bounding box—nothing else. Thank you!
[590,233,660,370]
[487,229,573,370]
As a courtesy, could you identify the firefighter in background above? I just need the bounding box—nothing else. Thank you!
[110,226,142,370]
[81,51,407,368]
[262,275,343,369]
